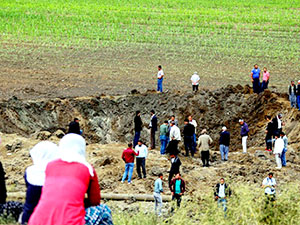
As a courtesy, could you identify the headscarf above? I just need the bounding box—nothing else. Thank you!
[26,141,59,186]
[59,133,94,177]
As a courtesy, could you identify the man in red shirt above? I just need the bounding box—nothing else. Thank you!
[121,143,139,184]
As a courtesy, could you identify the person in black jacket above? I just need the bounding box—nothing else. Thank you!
[272,114,283,137]
[133,111,143,147]
[214,178,231,215]
[68,118,81,135]
[170,173,185,208]
[265,115,274,151]
[288,80,297,108]
[168,154,181,188]
[149,110,158,149]
[183,119,195,157]
[0,162,7,204]
[219,127,230,161]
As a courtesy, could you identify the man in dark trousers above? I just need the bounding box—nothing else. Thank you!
[133,111,143,147]
[168,154,181,188]
[265,115,274,151]
[0,162,7,204]
[68,118,81,134]
[149,110,158,149]
[272,113,283,137]
[183,119,195,157]
[170,173,185,209]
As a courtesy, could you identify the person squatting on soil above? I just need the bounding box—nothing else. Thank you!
[133,110,143,147]
[262,67,270,90]
[239,119,249,153]
[160,120,169,155]
[190,72,200,92]
[297,80,300,111]
[157,65,164,93]
[183,119,196,157]
[280,132,288,167]
[214,178,231,216]
[251,64,261,94]
[170,173,185,210]
[265,115,274,152]
[153,173,164,216]
[167,121,181,155]
[121,143,139,184]
[188,115,197,148]
[68,117,82,135]
[0,162,23,222]
[20,141,59,224]
[168,154,181,188]
[149,110,158,149]
[273,134,284,169]
[198,129,213,167]
[134,140,148,179]
[288,81,297,108]
[28,134,113,225]
[219,126,230,161]
[262,172,276,206]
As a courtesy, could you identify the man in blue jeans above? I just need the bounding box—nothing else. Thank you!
[121,143,139,184]
[160,120,169,154]
[214,178,231,217]
[219,126,230,161]
[157,65,164,93]
[280,132,288,167]
[251,64,261,94]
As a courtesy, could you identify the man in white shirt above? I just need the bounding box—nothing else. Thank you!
[191,72,200,92]
[166,121,181,155]
[273,134,284,169]
[157,65,164,93]
[188,115,197,148]
[214,178,231,215]
[135,140,148,179]
[262,172,276,204]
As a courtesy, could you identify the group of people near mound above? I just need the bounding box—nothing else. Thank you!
[0,134,113,225]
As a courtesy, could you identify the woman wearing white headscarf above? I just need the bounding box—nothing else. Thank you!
[29,134,113,225]
[21,141,59,224]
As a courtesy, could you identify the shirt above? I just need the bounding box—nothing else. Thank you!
[263,71,270,81]
[28,160,100,225]
[251,68,261,79]
[282,135,288,149]
[154,178,163,193]
[218,184,226,198]
[175,180,181,194]
[160,124,169,136]
[135,144,148,158]
[122,148,139,163]
[168,119,178,127]
[169,125,181,141]
[198,134,213,151]
[189,120,197,133]
[262,177,276,195]
[157,70,164,79]
[273,138,284,154]
[191,74,200,85]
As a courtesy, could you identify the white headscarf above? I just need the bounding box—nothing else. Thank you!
[59,133,94,177]
[26,141,59,186]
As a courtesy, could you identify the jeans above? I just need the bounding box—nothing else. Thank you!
[242,136,248,153]
[193,133,197,148]
[218,198,227,216]
[297,95,300,110]
[160,135,168,154]
[153,192,162,216]
[157,78,163,92]
[184,136,195,156]
[281,148,287,166]
[275,153,282,168]
[150,129,156,149]
[201,150,210,166]
[136,158,146,178]
[122,163,134,183]
[262,80,269,90]
[220,144,229,160]
[253,78,260,94]
[289,94,297,108]
[133,131,140,147]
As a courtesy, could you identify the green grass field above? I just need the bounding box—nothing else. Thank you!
[0,0,299,97]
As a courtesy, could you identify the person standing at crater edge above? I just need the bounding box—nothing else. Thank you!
[149,110,158,149]
[251,64,261,94]
[191,71,200,92]
[157,65,164,93]
[133,111,143,147]
[239,119,249,153]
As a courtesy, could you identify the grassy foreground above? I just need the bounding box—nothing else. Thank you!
[113,183,300,225]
